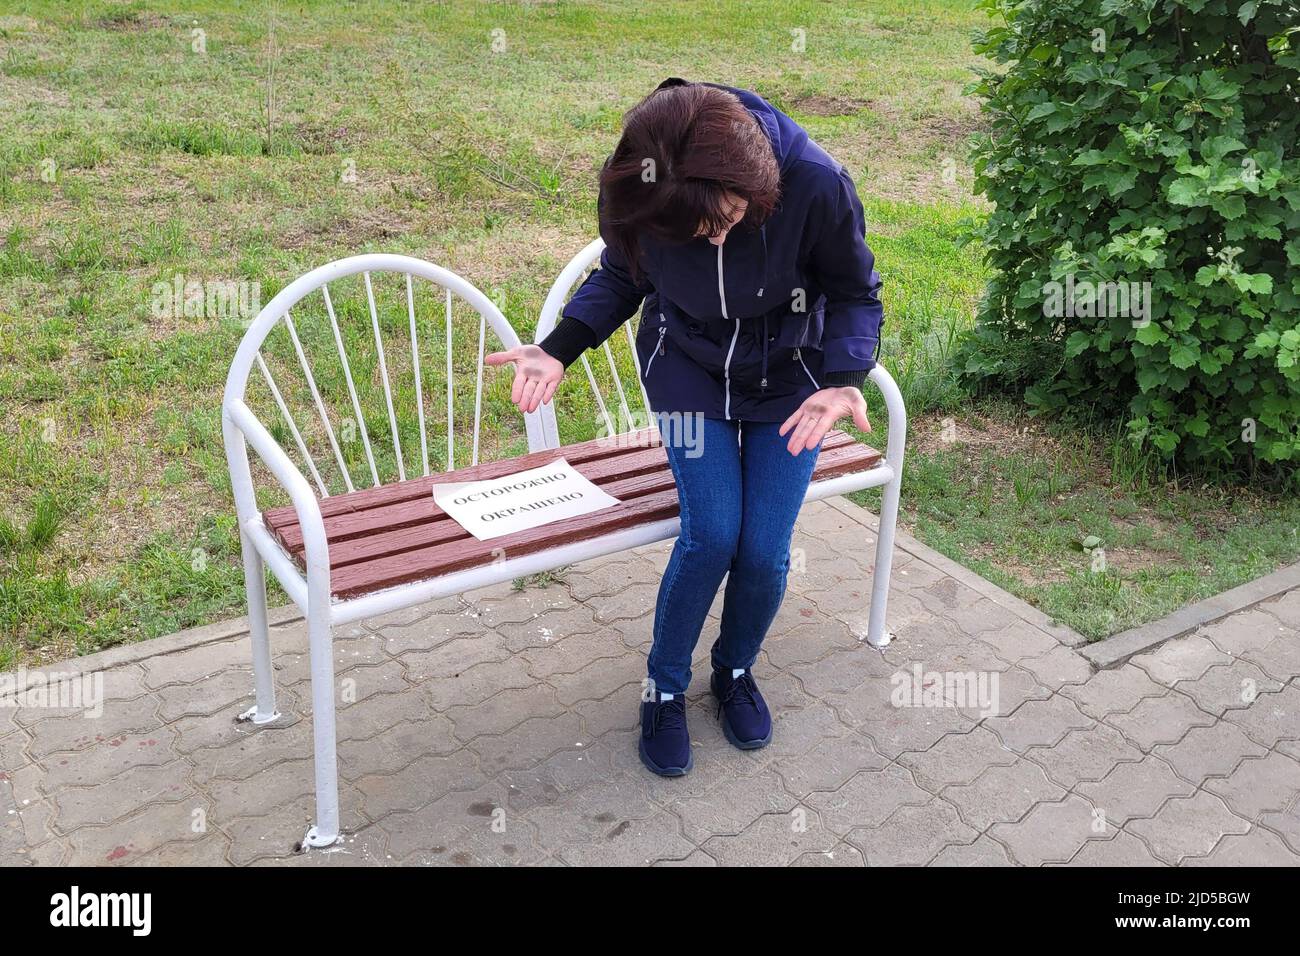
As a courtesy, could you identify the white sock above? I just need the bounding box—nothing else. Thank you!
[732,668,745,679]
[659,692,674,701]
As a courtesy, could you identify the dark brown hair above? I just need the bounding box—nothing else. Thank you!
[599,82,781,278]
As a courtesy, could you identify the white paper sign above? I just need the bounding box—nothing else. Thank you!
[431,457,621,541]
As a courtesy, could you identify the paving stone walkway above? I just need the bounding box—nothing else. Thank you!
[2,497,1298,866]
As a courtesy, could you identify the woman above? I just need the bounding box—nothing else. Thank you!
[486,78,883,776]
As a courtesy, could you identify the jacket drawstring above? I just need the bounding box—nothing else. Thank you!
[759,223,769,389]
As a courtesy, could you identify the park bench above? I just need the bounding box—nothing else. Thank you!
[221,242,906,848]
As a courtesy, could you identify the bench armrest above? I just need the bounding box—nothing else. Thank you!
[222,399,331,595]
[866,364,907,470]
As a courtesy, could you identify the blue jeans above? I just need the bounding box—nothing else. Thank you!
[647,414,822,696]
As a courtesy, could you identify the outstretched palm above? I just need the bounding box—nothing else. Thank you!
[484,344,565,414]
[778,387,872,456]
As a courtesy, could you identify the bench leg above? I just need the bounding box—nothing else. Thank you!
[303,600,342,848]
[865,464,901,649]
[237,532,281,725]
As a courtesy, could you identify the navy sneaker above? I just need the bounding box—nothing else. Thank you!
[639,693,692,776]
[710,668,773,750]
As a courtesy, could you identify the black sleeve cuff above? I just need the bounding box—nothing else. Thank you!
[822,368,869,390]
[537,315,598,368]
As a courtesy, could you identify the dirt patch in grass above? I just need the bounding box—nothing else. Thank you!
[96,9,171,32]
[789,93,870,117]
[908,407,1048,459]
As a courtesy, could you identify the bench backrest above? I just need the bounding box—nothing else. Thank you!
[534,239,655,449]
[223,254,548,500]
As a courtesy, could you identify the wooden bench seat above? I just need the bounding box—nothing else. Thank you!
[263,428,882,600]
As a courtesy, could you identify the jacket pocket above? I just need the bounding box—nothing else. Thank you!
[772,302,826,351]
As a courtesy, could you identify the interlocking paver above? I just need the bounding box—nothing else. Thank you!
[699,808,840,866]
[469,710,585,774]
[897,727,1018,791]
[5,498,1297,866]
[802,765,930,835]
[666,768,798,844]
[790,842,867,866]
[1222,682,1300,748]
[354,748,485,817]
[990,794,1109,865]
[1258,804,1300,854]
[1075,756,1196,825]
[1061,664,1166,720]
[775,730,887,797]
[1245,634,1300,683]
[974,620,1061,665]
[1201,607,1294,657]
[1174,660,1283,716]
[496,605,604,654]
[560,810,697,866]
[848,798,976,866]
[1204,751,1300,821]
[448,684,564,741]
[1152,721,1268,784]
[64,796,213,866]
[1130,635,1233,686]
[1104,691,1216,751]
[52,760,194,831]
[1058,831,1165,867]
[942,758,1066,831]
[985,695,1093,752]
[929,836,1014,867]
[470,586,577,629]
[41,726,180,791]
[26,692,163,759]
[1125,792,1251,864]
[1184,827,1300,866]
[374,606,484,655]
[1016,645,1094,691]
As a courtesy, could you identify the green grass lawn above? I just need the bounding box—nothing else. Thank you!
[1,0,1296,667]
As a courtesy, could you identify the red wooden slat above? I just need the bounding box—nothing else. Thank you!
[326,441,882,599]
[263,426,662,531]
[327,467,682,570]
[270,429,860,555]
[272,441,677,553]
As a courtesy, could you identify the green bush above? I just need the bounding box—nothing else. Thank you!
[960,0,1299,479]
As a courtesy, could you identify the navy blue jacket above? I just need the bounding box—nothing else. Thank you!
[540,80,884,423]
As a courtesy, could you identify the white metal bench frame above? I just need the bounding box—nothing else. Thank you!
[221,246,905,849]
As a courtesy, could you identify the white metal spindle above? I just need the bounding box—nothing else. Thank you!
[364,272,405,483]
[284,310,354,493]
[623,322,656,434]
[580,353,615,438]
[256,352,328,497]
[445,288,454,471]
[472,311,486,466]
[323,283,380,487]
[602,339,633,433]
[407,274,431,478]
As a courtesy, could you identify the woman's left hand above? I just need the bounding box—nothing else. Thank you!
[778,386,872,456]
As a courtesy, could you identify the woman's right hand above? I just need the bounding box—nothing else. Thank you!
[484,344,565,413]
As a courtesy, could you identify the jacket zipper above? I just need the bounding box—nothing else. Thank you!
[643,322,667,378]
[795,347,820,389]
[718,243,739,420]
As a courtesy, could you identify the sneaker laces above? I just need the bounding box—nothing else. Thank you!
[716,671,760,720]
[651,697,687,737]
